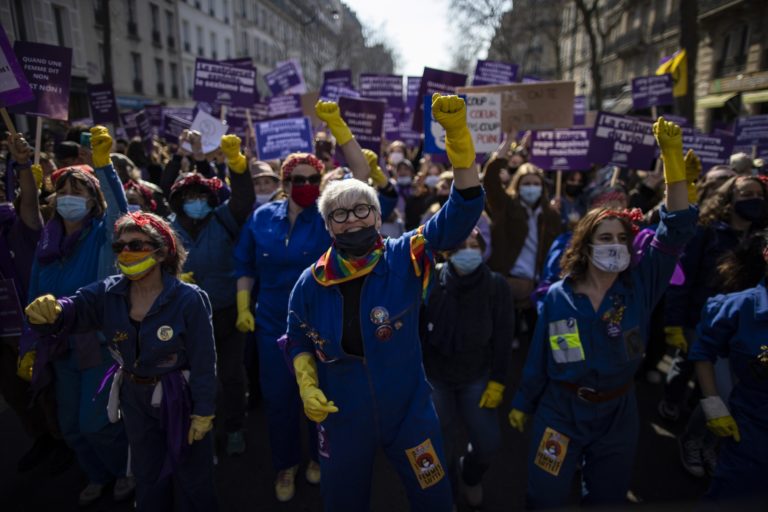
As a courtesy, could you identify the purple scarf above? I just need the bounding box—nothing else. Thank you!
[37,215,94,265]
[159,370,192,479]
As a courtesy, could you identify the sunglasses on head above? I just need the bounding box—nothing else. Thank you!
[111,239,160,253]
[286,174,321,186]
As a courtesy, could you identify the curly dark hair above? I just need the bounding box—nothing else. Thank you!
[699,176,767,226]
[715,229,768,293]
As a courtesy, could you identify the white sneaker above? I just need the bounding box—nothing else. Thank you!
[78,483,104,506]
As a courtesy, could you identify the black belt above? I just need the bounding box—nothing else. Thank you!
[124,372,160,385]
[560,381,633,403]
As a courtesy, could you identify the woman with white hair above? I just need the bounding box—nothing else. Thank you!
[283,94,484,511]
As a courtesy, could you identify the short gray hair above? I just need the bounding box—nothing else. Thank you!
[318,179,381,225]
[730,152,753,175]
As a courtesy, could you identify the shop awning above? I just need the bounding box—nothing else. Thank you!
[697,92,737,109]
[742,89,768,104]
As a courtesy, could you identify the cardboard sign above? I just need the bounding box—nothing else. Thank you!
[162,114,192,144]
[264,60,305,96]
[193,58,257,107]
[412,67,467,132]
[255,116,313,160]
[186,110,228,153]
[87,83,120,125]
[472,60,518,86]
[338,96,386,154]
[529,128,593,170]
[0,23,33,108]
[10,41,72,120]
[267,94,303,120]
[466,93,502,153]
[458,81,575,132]
[631,74,674,110]
[588,112,655,169]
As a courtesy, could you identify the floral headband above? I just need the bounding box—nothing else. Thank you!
[115,211,176,256]
[597,207,644,234]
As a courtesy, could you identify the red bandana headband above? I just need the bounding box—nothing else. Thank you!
[115,211,177,256]
[281,153,324,180]
[170,173,223,196]
[597,207,644,234]
[51,165,101,191]
[123,180,157,212]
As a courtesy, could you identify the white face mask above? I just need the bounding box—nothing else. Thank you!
[256,192,274,204]
[590,244,631,273]
[396,175,412,187]
[519,184,542,205]
[389,152,405,165]
[424,175,440,189]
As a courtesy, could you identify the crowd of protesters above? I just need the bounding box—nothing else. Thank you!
[2,94,768,512]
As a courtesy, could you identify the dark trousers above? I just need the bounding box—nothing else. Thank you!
[212,305,246,433]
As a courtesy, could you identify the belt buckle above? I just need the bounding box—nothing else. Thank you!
[576,386,598,402]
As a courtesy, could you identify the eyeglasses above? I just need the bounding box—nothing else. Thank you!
[111,239,160,253]
[286,174,321,186]
[328,204,376,224]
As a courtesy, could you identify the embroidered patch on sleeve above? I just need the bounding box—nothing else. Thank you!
[534,427,570,476]
[405,438,446,490]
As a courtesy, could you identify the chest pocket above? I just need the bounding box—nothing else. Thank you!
[549,318,585,364]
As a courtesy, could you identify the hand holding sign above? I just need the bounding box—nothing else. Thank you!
[431,94,475,169]
[7,133,32,164]
[653,117,685,184]
[315,100,353,146]
[90,125,113,168]
[220,134,247,174]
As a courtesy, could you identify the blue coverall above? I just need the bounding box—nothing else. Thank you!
[511,206,696,508]
[58,272,218,511]
[27,163,129,486]
[285,185,484,512]
[689,281,768,505]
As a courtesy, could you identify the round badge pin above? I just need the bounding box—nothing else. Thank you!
[370,306,389,325]
[375,324,393,341]
[157,325,174,341]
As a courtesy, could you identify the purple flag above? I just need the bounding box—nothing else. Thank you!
[338,96,386,154]
[472,60,518,86]
[193,58,257,107]
[9,41,72,120]
[264,61,303,96]
[0,24,33,108]
[631,74,674,110]
[87,83,120,125]
[412,67,467,132]
[529,129,593,170]
[588,112,655,169]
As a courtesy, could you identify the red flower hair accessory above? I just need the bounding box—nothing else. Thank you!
[123,180,157,212]
[281,153,324,180]
[597,207,644,234]
[170,173,223,196]
[51,165,101,190]
[114,211,177,256]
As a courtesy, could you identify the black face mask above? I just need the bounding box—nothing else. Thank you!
[334,225,379,257]
[733,198,767,223]
[565,183,584,197]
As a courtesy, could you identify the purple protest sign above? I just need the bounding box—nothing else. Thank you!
[631,74,674,110]
[412,67,467,132]
[682,132,734,169]
[264,61,303,96]
[162,114,192,144]
[529,128,593,170]
[163,107,194,121]
[226,107,250,138]
[359,74,404,108]
[255,117,313,160]
[267,94,303,120]
[144,104,164,132]
[0,23,33,108]
[252,101,269,121]
[406,76,421,112]
[134,110,154,156]
[384,107,404,141]
[9,41,72,120]
[472,60,518,86]
[522,75,543,83]
[320,69,356,101]
[87,83,120,125]
[120,112,139,139]
[573,96,586,126]
[193,58,257,107]
[221,57,255,68]
[338,96,386,154]
[588,112,656,169]
[735,115,768,145]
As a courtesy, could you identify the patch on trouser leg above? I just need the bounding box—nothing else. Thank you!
[317,424,330,459]
[405,438,446,490]
[534,427,570,476]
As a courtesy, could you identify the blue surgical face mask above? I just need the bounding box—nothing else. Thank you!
[519,184,542,206]
[183,198,213,219]
[56,195,89,222]
[450,248,483,275]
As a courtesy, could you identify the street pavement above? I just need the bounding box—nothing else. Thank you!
[1,349,709,512]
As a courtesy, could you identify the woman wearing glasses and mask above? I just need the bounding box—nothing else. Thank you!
[232,101,371,502]
[283,95,484,511]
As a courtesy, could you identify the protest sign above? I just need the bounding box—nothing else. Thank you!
[265,60,305,96]
[0,23,33,109]
[734,115,768,145]
[472,60,518,86]
[338,96,386,154]
[573,95,586,126]
[320,69,358,101]
[406,76,421,111]
[359,74,404,108]
[144,104,164,132]
[134,110,154,155]
[185,110,228,153]
[255,116,313,160]
[268,94,303,120]
[681,131,734,168]
[87,83,120,125]
[631,74,674,110]
[162,114,192,144]
[384,107,403,141]
[163,107,194,121]
[529,128,593,170]
[120,112,139,139]
[10,41,72,120]
[193,58,257,107]
[423,94,468,155]
[225,107,250,138]
[466,93,502,154]
[458,80,575,132]
[588,112,655,169]
[412,67,467,132]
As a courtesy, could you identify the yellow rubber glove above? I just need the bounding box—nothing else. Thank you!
[431,93,475,169]
[664,326,688,352]
[220,134,247,174]
[17,350,36,382]
[235,289,255,333]
[478,380,505,408]
[653,117,685,184]
[315,101,353,146]
[90,125,113,168]
[179,271,196,284]
[294,352,339,423]
[684,149,701,204]
[362,148,389,188]
[187,414,215,444]
[25,294,62,324]
[508,408,529,433]
[30,163,43,190]
[701,396,740,442]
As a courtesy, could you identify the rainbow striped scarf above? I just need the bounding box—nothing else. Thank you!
[410,226,435,301]
[312,238,385,286]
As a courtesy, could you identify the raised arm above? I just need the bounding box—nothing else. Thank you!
[430,94,479,190]
[653,117,688,212]
[6,133,42,230]
[220,134,255,225]
[315,100,369,182]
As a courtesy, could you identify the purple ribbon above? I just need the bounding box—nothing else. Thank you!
[159,370,191,479]
[93,362,119,398]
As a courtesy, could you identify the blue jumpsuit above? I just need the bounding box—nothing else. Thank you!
[285,185,484,512]
[511,206,696,508]
[58,272,218,511]
[689,281,768,505]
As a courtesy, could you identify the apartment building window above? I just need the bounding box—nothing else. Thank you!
[210,32,217,60]
[183,20,191,52]
[209,0,215,17]
[240,0,246,18]
[166,11,175,48]
[170,62,179,98]
[155,58,165,95]
[225,38,231,59]
[127,0,139,38]
[131,52,143,93]
[223,0,229,24]
[241,31,248,56]
[151,4,161,46]
[716,25,749,77]
[196,26,204,56]
[255,38,261,63]
[51,5,71,47]
[185,65,193,97]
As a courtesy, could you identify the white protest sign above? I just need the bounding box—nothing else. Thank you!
[466,93,502,153]
[183,110,229,154]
